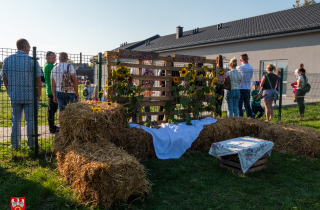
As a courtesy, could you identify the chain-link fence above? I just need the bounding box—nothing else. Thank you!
[1,47,320,159]
[0,47,94,159]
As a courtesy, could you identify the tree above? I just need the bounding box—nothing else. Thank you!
[293,0,317,8]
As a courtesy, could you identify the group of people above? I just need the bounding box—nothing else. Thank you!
[1,39,79,149]
[225,54,308,121]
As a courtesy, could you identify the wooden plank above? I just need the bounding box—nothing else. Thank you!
[144,87,172,91]
[139,109,188,116]
[104,51,118,57]
[108,62,207,72]
[140,96,174,101]
[174,54,206,63]
[118,49,159,60]
[140,101,176,106]
[218,158,242,169]
[251,158,268,167]
[205,59,216,64]
[220,155,240,163]
[138,59,143,122]
[106,55,112,99]
[219,163,244,174]
[246,164,268,173]
[159,56,174,61]
[131,75,207,81]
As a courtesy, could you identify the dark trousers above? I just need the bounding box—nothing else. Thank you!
[295,89,306,115]
[48,94,58,131]
[215,84,224,116]
[252,105,265,119]
[238,89,253,118]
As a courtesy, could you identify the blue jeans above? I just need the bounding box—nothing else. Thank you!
[238,89,253,117]
[226,89,240,117]
[56,92,78,112]
[11,102,39,148]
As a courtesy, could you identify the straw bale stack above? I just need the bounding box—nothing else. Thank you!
[259,123,320,158]
[56,141,151,208]
[59,101,127,145]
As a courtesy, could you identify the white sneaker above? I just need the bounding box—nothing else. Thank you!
[274,103,279,107]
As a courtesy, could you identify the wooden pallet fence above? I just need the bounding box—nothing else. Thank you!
[104,49,216,124]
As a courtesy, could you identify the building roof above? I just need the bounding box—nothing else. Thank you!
[115,3,320,52]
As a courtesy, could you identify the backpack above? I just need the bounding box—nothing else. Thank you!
[60,64,73,93]
[223,76,231,91]
[83,87,88,96]
[302,75,311,93]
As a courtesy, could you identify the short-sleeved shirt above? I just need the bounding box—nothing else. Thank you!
[262,73,278,90]
[297,75,308,90]
[215,68,227,84]
[294,69,299,81]
[237,63,254,90]
[227,69,242,90]
[42,62,54,95]
[84,85,94,99]
[251,90,261,106]
[51,62,76,93]
[1,50,43,103]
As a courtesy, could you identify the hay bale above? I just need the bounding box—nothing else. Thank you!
[111,128,156,160]
[56,141,151,208]
[258,123,320,158]
[59,101,127,145]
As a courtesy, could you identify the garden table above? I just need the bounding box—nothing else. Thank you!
[209,136,274,174]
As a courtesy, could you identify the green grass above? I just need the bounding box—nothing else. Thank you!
[1,99,320,209]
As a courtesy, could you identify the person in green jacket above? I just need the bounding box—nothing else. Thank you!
[43,52,59,134]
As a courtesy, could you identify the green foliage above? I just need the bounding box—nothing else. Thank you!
[164,64,222,125]
[293,0,317,8]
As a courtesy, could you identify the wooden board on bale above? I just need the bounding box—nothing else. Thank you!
[218,154,268,174]
[118,49,159,60]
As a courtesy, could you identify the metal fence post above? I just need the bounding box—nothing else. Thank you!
[97,52,102,100]
[33,47,39,155]
[278,68,284,121]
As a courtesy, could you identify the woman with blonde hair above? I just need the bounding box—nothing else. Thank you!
[260,63,278,121]
[225,57,242,117]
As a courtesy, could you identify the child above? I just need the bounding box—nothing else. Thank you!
[251,81,268,119]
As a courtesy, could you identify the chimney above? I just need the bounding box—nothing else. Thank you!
[176,26,183,39]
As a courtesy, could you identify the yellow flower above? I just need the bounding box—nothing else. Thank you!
[89,103,92,105]
[180,68,188,77]
[202,105,206,109]
[202,66,208,72]
[173,77,179,83]
[192,76,196,81]
[124,66,129,71]
[98,108,102,112]
[193,70,197,76]
[190,90,197,96]
[218,95,223,100]
[107,102,112,106]
[186,63,193,68]
[219,70,224,75]
[98,105,100,107]
[212,77,218,83]
[206,90,212,95]
[220,81,224,85]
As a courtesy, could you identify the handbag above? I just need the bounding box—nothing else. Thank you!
[265,74,279,100]
[223,76,231,91]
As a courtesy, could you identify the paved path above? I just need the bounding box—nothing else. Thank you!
[0,125,54,142]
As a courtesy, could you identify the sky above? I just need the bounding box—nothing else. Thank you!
[0,0,299,56]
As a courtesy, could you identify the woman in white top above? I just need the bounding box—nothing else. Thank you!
[294,68,308,117]
[225,58,242,117]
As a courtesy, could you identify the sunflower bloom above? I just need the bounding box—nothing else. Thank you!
[202,66,208,72]
[173,77,179,83]
[202,105,206,109]
[219,70,224,75]
[107,102,112,106]
[220,81,224,85]
[218,95,223,100]
[193,70,197,76]
[192,76,196,81]
[180,68,188,77]
[206,90,212,95]
[190,90,197,96]
[212,77,218,83]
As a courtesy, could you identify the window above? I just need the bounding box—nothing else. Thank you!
[260,60,288,95]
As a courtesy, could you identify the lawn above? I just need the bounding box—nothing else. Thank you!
[0,100,320,209]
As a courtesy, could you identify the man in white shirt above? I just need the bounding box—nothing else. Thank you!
[294,63,304,81]
[236,54,253,118]
[51,52,79,118]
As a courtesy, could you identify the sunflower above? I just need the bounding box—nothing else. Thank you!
[218,95,223,100]
[202,66,209,72]
[220,81,224,85]
[202,105,206,109]
[186,63,193,68]
[192,76,196,81]
[173,77,179,83]
[212,77,218,83]
[180,68,188,77]
[219,70,224,75]
[97,108,102,112]
[193,70,197,76]
[190,90,197,96]
[107,102,112,106]
[206,90,212,95]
